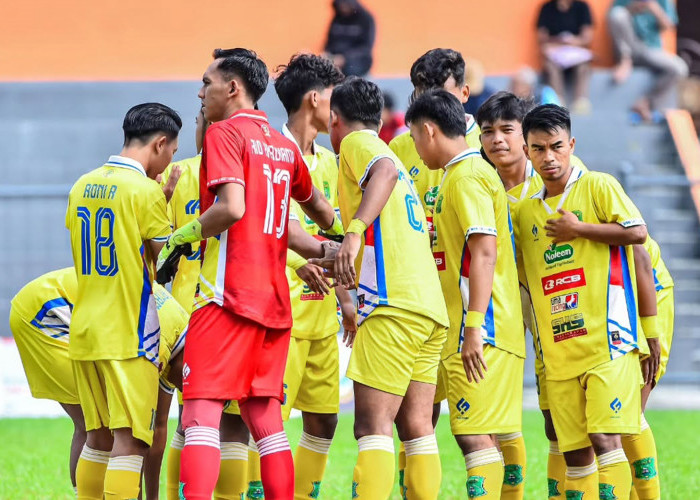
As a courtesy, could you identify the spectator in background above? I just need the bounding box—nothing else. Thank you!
[511,66,562,105]
[609,0,689,123]
[323,0,375,76]
[378,91,406,144]
[537,0,594,113]
[463,58,498,116]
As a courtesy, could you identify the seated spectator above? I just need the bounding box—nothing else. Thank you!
[323,0,375,76]
[511,66,562,105]
[379,91,406,144]
[463,58,498,115]
[537,0,594,113]
[609,0,689,123]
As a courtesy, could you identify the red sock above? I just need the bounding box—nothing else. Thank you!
[179,399,225,500]
[241,397,293,500]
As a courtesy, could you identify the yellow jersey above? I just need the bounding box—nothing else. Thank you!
[161,155,202,312]
[389,114,480,231]
[513,167,648,380]
[432,149,525,358]
[65,155,171,363]
[645,236,673,291]
[11,268,187,375]
[337,130,448,326]
[505,156,587,208]
[282,125,341,340]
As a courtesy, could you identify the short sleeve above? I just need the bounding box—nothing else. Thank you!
[579,1,593,26]
[139,184,171,242]
[203,125,245,192]
[291,150,314,203]
[537,3,550,30]
[453,176,498,238]
[341,133,394,189]
[591,174,645,227]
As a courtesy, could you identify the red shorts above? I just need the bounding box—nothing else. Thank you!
[182,304,291,403]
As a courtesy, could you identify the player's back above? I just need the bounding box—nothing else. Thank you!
[338,130,448,326]
[196,110,313,329]
[65,157,170,362]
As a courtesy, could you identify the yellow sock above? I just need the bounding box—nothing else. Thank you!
[247,436,264,499]
[622,415,660,500]
[565,461,598,499]
[464,447,504,499]
[403,434,441,500]
[398,442,407,499]
[103,455,143,500]
[353,435,395,499]
[166,432,184,500]
[630,485,640,500]
[214,441,249,500]
[497,432,526,500]
[294,432,332,500]
[547,441,566,499]
[598,449,631,500]
[76,446,110,500]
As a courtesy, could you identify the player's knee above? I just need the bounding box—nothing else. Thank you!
[303,412,338,440]
[454,434,495,456]
[563,446,596,467]
[181,399,225,430]
[589,433,622,456]
[542,411,558,442]
[240,397,284,441]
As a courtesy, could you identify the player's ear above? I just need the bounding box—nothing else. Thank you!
[229,78,238,96]
[423,121,434,140]
[309,90,319,109]
[154,135,167,154]
[523,143,530,160]
[462,84,470,104]
[378,118,384,133]
[569,136,576,153]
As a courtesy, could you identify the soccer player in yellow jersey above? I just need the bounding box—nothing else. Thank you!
[160,107,209,311]
[389,49,480,232]
[274,53,359,500]
[311,77,449,500]
[513,104,650,500]
[65,103,180,500]
[406,89,525,500]
[10,268,188,499]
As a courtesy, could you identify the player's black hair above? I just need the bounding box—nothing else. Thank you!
[330,76,383,127]
[410,48,465,92]
[274,54,345,114]
[212,48,269,104]
[122,102,182,145]
[476,91,536,127]
[522,104,572,142]
[405,89,467,138]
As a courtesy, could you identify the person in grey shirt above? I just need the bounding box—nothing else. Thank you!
[609,0,689,123]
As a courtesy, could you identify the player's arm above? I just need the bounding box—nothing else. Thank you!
[331,157,398,288]
[143,386,174,500]
[463,233,497,383]
[544,209,647,245]
[297,186,340,235]
[336,285,357,347]
[634,244,661,386]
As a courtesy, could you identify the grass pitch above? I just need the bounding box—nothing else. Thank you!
[0,410,697,499]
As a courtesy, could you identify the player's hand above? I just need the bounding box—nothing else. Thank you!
[545,209,581,243]
[295,263,332,296]
[158,165,182,203]
[461,328,487,383]
[322,240,341,260]
[341,302,357,347]
[642,337,661,387]
[334,232,361,289]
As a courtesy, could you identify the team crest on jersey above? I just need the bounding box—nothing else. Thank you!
[435,195,444,214]
[504,465,524,486]
[633,457,657,480]
[550,293,578,314]
[261,123,271,137]
[424,186,439,207]
[323,181,331,199]
[566,491,584,500]
[548,479,561,498]
[467,476,487,497]
[308,481,321,498]
[351,481,359,498]
[599,483,618,500]
[572,210,583,221]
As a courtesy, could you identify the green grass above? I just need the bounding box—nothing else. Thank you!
[0,410,697,499]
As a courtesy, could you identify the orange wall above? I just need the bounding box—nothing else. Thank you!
[0,0,659,81]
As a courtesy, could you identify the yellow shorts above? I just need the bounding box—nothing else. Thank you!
[655,287,674,382]
[547,352,642,453]
[443,345,524,435]
[535,356,549,411]
[281,334,339,420]
[73,357,159,446]
[177,390,241,415]
[9,309,78,405]
[434,362,447,404]
[347,307,447,396]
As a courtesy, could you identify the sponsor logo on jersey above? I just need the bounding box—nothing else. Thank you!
[323,181,331,199]
[456,398,470,414]
[544,243,574,265]
[542,268,586,295]
[572,210,583,221]
[357,294,365,309]
[409,166,420,178]
[301,284,324,301]
[433,251,446,271]
[610,397,622,413]
[610,331,622,345]
[552,313,587,342]
[424,186,439,207]
[435,195,443,214]
[532,224,538,238]
[550,293,578,314]
[183,363,191,380]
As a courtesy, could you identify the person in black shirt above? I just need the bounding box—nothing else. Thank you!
[537,0,594,113]
[323,0,375,77]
